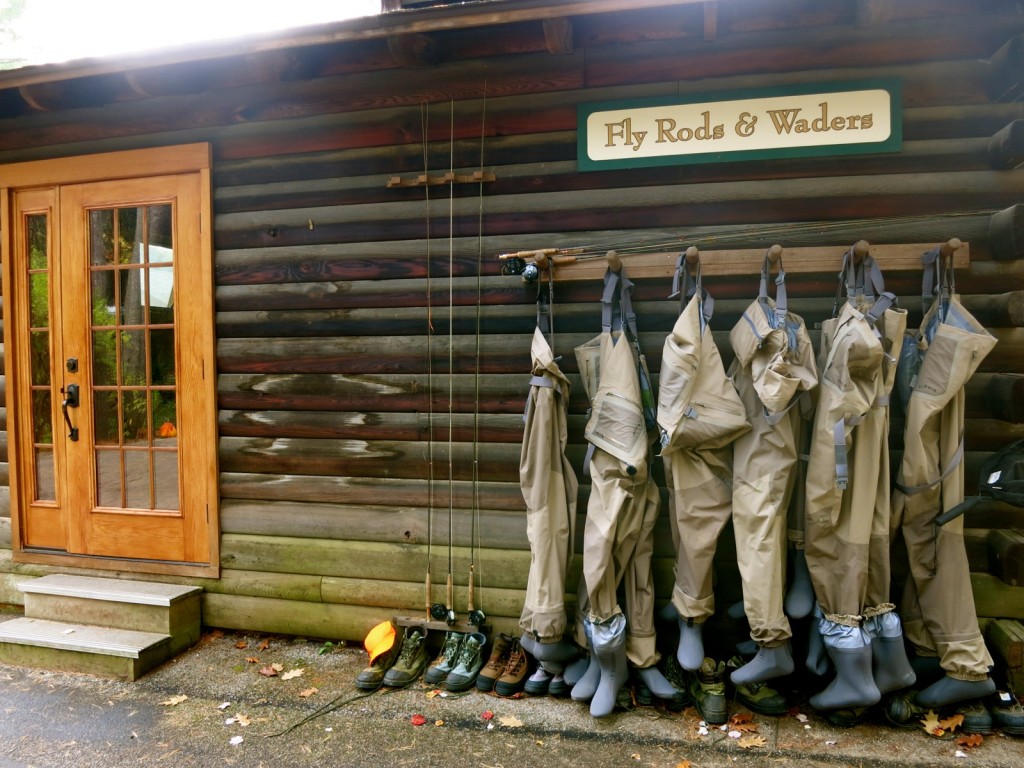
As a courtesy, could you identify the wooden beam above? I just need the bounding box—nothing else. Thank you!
[543,17,574,54]
[990,205,1024,261]
[855,0,896,27]
[386,33,441,67]
[527,241,970,282]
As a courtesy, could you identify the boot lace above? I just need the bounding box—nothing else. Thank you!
[399,632,422,663]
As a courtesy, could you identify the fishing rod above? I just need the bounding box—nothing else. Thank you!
[422,101,437,624]
[444,99,457,627]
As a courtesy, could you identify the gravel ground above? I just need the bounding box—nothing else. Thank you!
[1,607,1021,768]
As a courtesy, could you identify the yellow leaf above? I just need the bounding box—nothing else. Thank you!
[299,688,319,698]
[258,639,271,651]
[920,710,943,736]
[630,754,641,760]
[957,733,984,748]
[281,668,304,681]
[160,695,188,706]
[738,734,767,749]
[675,762,692,768]
[939,713,964,732]
[271,662,285,672]
[235,714,252,727]
[498,715,524,728]
[434,719,444,727]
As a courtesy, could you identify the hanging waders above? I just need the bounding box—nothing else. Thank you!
[803,249,911,709]
[658,255,750,666]
[574,268,661,670]
[892,249,996,687]
[729,252,817,650]
[519,285,578,645]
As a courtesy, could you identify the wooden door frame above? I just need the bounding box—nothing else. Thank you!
[1,144,220,578]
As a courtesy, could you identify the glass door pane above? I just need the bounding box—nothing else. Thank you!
[88,203,178,512]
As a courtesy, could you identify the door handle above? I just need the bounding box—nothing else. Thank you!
[61,384,79,441]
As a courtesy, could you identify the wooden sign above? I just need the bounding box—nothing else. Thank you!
[578,79,902,170]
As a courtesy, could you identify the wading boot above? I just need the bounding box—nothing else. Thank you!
[809,624,880,711]
[521,632,578,663]
[445,632,486,692]
[784,548,814,620]
[355,642,400,691]
[959,699,994,735]
[863,610,916,695]
[677,618,705,672]
[916,675,996,709]
[563,655,590,687]
[495,638,529,696]
[475,633,512,692]
[991,691,1024,736]
[571,619,601,703]
[689,657,728,725]
[524,667,553,695]
[424,631,464,686]
[382,626,429,687]
[548,673,569,697]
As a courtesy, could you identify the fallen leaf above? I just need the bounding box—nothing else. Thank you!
[245,657,260,664]
[795,713,809,723]
[235,641,248,650]
[630,754,641,760]
[955,750,968,758]
[738,735,767,749]
[236,714,252,727]
[729,712,754,726]
[956,733,984,748]
[731,721,759,733]
[410,714,427,727]
[920,710,943,735]
[229,736,243,746]
[434,720,444,727]
[536,740,544,746]
[281,668,304,681]
[426,690,441,699]
[498,715,523,728]
[939,714,964,732]
[258,666,279,678]
[258,639,271,651]
[299,688,319,698]
[160,695,188,707]
[675,762,692,768]
[217,702,231,710]
[481,710,494,721]
[271,663,285,672]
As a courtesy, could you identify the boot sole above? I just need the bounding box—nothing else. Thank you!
[475,676,498,692]
[495,681,526,697]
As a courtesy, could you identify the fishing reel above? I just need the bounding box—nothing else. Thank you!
[500,255,527,277]
[430,602,449,621]
[468,609,486,627]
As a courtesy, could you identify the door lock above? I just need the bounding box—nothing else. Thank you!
[61,384,79,441]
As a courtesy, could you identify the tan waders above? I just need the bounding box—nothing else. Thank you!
[892,249,997,707]
[728,253,817,686]
[803,249,914,710]
[518,282,578,660]
[571,268,677,717]
[657,255,750,671]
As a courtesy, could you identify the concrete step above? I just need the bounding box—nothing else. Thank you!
[19,574,202,656]
[0,617,171,681]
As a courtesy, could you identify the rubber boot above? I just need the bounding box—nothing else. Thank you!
[521,632,578,663]
[571,619,601,703]
[634,664,681,701]
[677,617,705,672]
[784,548,814,620]
[563,655,590,687]
[730,641,795,686]
[863,611,916,695]
[805,603,829,677]
[917,674,996,708]
[809,623,880,711]
[590,614,627,718]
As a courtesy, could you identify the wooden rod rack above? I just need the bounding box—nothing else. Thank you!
[387,170,495,188]
[507,239,968,281]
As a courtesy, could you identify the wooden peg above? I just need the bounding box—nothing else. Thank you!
[939,237,962,259]
[766,244,782,265]
[606,250,622,273]
[851,240,870,261]
[685,245,700,265]
[533,250,549,269]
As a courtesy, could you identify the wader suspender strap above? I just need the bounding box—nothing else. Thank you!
[525,281,557,421]
[895,433,966,496]
[670,252,715,330]
[828,247,898,488]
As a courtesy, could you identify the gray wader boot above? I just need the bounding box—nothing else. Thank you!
[571,619,601,703]
[864,610,916,694]
[810,621,880,711]
[590,614,628,718]
[784,549,815,620]
[805,602,829,677]
[677,618,705,672]
[730,640,794,686]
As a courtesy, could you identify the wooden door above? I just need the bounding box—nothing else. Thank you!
[8,172,215,571]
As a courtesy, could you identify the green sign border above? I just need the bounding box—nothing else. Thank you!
[577,78,902,172]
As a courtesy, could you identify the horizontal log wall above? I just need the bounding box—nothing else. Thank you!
[2,1,1024,640]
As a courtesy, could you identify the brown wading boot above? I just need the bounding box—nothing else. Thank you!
[495,638,529,696]
[476,633,512,692]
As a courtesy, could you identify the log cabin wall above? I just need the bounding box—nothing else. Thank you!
[1,0,1023,640]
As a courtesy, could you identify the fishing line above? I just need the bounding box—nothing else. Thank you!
[445,98,456,626]
[422,101,435,621]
